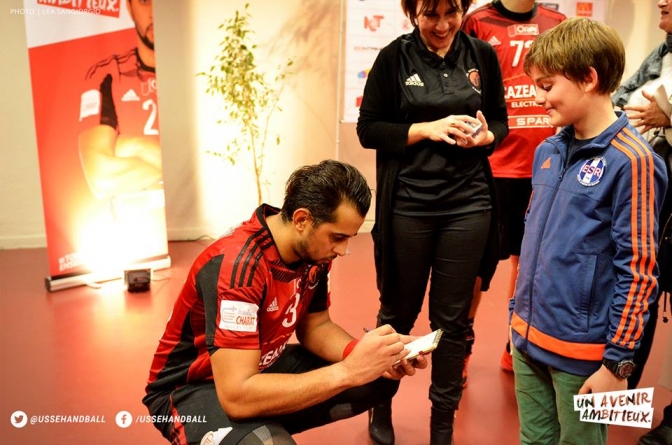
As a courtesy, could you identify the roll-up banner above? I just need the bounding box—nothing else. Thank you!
[22,0,170,291]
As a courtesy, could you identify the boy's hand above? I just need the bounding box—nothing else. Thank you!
[578,365,627,395]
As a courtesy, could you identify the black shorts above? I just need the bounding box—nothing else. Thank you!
[143,345,397,445]
[494,177,532,259]
[144,378,274,445]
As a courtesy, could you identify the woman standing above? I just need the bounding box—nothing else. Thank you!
[357,0,508,443]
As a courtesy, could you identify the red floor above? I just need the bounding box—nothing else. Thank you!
[1,236,669,444]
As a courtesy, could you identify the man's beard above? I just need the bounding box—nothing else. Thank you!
[296,238,315,264]
[137,27,154,51]
[296,246,335,265]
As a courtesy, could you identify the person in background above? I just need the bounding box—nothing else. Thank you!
[461,0,566,381]
[511,17,668,445]
[613,0,672,393]
[614,4,672,445]
[142,160,428,445]
[357,0,508,442]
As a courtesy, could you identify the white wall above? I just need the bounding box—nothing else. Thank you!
[154,0,344,241]
[610,0,663,79]
[0,0,662,249]
[1,1,44,248]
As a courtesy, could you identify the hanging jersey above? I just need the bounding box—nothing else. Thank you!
[145,205,331,395]
[463,3,566,178]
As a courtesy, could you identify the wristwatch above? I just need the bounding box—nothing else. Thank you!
[602,359,636,379]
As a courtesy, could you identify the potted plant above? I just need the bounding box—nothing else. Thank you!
[198,3,293,205]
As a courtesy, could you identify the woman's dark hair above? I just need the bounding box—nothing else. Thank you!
[402,0,470,26]
[280,160,372,226]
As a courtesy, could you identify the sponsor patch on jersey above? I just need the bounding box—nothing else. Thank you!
[577,156,606,187]
[79,89,100,121]
[219,300,259,332]
[507,23,539,37]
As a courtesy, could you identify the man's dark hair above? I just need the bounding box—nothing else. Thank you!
[280,160,372,226]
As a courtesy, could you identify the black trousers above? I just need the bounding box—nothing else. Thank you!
[628,290,662,389]
[144,345,397,444]
[376,210,491,411]
[629,133,672,389]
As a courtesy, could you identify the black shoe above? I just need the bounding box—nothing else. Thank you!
[368,402,395,445]
[430,407,455,445]
[638,423,672,445]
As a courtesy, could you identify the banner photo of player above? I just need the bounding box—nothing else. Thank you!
[23,0,170,290]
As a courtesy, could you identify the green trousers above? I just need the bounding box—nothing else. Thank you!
[513,346,608,445]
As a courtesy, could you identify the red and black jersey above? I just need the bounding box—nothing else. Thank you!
[79,48,160,138]
[145,205,331,395]
[463,1,566,178]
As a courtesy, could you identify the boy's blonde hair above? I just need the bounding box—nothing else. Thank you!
[523,17,625,94]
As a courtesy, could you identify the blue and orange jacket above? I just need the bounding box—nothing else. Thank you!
[510,112,668,376]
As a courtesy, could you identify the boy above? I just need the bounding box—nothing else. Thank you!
[510,17,668,445]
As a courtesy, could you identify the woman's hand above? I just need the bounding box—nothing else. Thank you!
[457,110,494,148]
[409,110,494,147]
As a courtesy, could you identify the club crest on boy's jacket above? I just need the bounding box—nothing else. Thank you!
[577,157,606,187]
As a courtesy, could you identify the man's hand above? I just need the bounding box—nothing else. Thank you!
[99,74,118,129]
[340,325,405,384]
[578,365,627,395]
[341,326,429,384]
[622,90,670,133]
[385,333,430,379]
